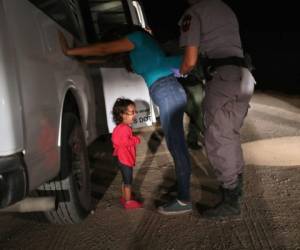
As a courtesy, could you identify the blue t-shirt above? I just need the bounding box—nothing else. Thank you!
[127,31,182,87]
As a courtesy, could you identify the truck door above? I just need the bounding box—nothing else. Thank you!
[87,0,156,133]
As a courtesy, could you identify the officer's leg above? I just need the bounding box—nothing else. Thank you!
[234,93,253,198]
[186,95,200,149]
[205,100,243,189]
[200,100,241,218]
[200,79,252,217]
[185,84,204,149]
[191,83,205,141]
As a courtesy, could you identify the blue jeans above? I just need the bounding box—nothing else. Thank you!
[150,75,191,201]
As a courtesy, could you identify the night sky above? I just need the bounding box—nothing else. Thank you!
[140,0,300,92]
[141,1,299,38]
[141,0,187,41]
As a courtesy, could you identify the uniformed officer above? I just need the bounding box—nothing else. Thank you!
[178,0,255,218]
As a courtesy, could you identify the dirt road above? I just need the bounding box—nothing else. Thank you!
[1,90,300,249]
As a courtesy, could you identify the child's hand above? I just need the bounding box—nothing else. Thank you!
[58,30,70,56]
[135,136,141,144]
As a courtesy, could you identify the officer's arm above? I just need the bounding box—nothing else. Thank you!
[180,46,199,75]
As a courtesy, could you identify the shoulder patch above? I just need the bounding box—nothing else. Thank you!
[181,14,192,32]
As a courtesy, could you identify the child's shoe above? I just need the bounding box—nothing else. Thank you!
[124,200,143,209]
[119,194,136,206]
[120,197,126,206]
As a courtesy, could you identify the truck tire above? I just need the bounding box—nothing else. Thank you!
[40,112,92,224]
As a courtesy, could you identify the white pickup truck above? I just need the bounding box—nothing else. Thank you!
[0,0,155,224]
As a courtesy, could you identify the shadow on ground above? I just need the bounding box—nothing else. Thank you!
[88,134,119,204]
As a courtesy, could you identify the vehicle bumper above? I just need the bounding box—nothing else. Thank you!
[0,153,27,208]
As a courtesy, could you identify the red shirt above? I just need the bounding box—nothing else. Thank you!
[112,124,141,167]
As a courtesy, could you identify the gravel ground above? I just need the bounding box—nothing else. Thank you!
[1,90,300,250]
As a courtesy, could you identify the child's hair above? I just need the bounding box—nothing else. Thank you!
[112,98,136,125]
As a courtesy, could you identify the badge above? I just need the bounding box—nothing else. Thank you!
[181,14,192,32]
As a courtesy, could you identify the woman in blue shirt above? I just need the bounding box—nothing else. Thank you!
[59,25,192,215]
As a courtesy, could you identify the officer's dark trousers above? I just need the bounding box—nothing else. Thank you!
[184,83,205,143]
[203,66,254,189]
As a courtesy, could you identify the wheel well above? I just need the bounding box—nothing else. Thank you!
[58,92,81,179]
[63,92,80,117]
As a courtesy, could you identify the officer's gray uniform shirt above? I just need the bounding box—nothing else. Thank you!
[179,0,243,58]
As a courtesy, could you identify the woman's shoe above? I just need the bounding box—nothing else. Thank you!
[158,199,192,215]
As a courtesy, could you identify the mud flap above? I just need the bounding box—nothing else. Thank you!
[100,67,157,133]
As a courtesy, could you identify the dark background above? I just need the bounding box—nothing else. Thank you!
[140,0,300,93]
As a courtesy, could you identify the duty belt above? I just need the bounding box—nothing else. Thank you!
[202,56,248,81]
[180,56,248,86]
[205,56,247,68]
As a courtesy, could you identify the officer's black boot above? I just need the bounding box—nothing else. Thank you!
[217,174,243,197]
[201,186,241,218]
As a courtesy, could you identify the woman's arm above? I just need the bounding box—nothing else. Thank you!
[58,31,135,57]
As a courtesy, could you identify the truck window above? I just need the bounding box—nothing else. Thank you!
[88,0,132,40]
[28,0,84,40]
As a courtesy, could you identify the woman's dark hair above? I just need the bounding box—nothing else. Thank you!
[112,97,135,125]
[101,25,152,72]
